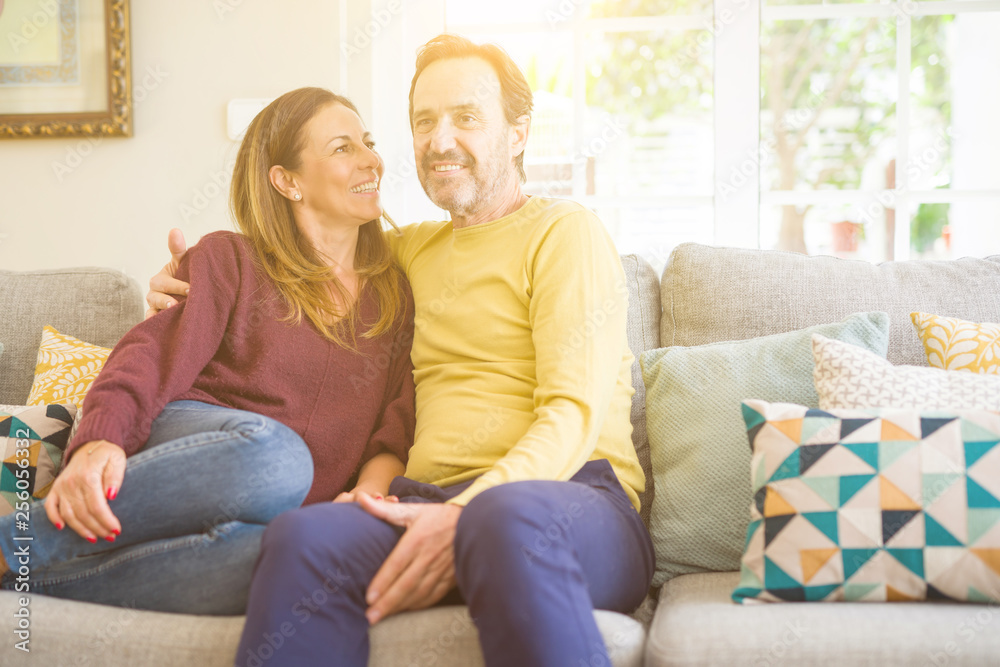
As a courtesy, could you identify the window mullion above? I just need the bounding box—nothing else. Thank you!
[894,10,912,261]
[572,23,587,199]
[369,0,447,224]
[715,0,762,248]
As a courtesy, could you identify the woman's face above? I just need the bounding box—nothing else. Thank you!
[291,102,382,229]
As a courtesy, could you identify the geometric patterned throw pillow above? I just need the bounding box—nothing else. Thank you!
[1,403,77,516]
[733,400,1000,605]
[27,325,111,407]
[813,334,1000,411]
[911,312,1000,374]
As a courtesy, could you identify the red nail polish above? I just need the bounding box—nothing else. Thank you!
[86,536,97,544]
[105,535,116,542]
[107,487,118,501]
[113,528,121,536]
[55,522,64,530]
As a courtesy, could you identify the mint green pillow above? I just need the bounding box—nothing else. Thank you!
[640,312,890,586]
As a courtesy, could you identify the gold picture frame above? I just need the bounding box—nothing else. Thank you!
[0,0,132,138]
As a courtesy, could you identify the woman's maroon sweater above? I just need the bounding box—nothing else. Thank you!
[68,231,415,504]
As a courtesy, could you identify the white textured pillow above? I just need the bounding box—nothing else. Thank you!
[813,334,1000,410]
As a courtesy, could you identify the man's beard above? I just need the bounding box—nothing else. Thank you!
[418,134,509,218]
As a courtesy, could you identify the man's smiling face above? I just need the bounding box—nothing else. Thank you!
[410,57,515,218]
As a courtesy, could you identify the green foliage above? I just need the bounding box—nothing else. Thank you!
[912,16,953,125]
[541,0,955,255]
[912,202,950,253]
[761,18,898,190]
[524,53,572,98]
[588,0,710,19]
[585,0,712,118]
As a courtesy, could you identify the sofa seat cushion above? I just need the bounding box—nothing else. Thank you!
[0,590,244,667]
[0,592,646,666]
[647,571,1000,666]
[369,605,647,666]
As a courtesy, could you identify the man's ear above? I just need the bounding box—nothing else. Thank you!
[269,165,300,201]
[510,115,530,160]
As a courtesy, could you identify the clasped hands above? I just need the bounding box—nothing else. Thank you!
[349,493,463,625]
[45,444,460,626]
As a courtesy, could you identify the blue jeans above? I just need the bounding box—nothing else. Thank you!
[0,401,313,614]
[236,459,654,667]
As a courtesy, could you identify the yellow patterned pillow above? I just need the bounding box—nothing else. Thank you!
[27,326,112,407]
[910,312,1000,374]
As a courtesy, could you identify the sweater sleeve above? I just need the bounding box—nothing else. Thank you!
[360,278,416,466]
[447,210,630,507]
[65,234,241,461]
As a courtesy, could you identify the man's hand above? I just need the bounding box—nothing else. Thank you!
[45,440,126,542]
[357,492,462,624]
[145,228,191,319]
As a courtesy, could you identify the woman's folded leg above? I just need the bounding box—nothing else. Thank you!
[0,401,314,611]
[22,521,266,614]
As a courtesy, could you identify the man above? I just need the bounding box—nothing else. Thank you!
[147,34,653,666]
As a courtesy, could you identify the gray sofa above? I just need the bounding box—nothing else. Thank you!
[3,244,1000,666]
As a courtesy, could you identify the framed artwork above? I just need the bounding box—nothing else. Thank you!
[0,0,132,138]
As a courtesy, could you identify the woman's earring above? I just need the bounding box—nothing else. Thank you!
[293,193,302,201]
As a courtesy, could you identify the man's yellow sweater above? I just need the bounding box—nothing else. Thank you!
[389,197,644,510]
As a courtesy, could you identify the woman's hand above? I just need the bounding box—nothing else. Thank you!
[145,228,192,319]
[333,488,399,504]
[45,441,126,542]
[336,453,404,504]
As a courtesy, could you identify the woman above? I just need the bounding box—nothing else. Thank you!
[0,88,415,615]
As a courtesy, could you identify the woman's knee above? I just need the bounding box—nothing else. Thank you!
[241,418,314,498]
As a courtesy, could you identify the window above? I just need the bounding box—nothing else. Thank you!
[760,1,1000,262]
[445,0,718,271]
[363,0,1000,268]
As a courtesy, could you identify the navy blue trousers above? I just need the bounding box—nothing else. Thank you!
[234,459,654,667]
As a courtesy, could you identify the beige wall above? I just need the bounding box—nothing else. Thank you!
[0,0,343,288]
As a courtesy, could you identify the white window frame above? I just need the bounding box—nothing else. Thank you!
[761,0,1000,260]
[349,0,1000,258]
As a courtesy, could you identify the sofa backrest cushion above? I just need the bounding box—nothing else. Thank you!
[0,268,144,405]
[621,254,661,525]
[660,243,1000,366]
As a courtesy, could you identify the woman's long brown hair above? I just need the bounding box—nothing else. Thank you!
[230,87,403,349]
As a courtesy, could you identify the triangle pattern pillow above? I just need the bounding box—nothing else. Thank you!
[734,400,1000,605]
[1,403,77,515]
